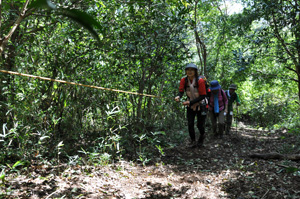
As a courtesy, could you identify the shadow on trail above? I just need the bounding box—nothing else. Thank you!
[159,127,300,199]
[2,127,299,199]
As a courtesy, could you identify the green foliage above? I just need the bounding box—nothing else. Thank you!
[29,0,57,9]
[0,168,5,184]
[223,0,300,129]
[285,167,300,174]
[155,145,165,157]
[236,77,299,129]
[78,148,112,166]
[29,0,101,41]
[0,0,299,168]
[0,160,29,186]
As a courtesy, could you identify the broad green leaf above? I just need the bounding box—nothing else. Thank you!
[0,169,5,183]
[29,0,56,9]
[59,8,101,42]
[60,8,101,29]
[12,160,25,169]
[285,167,299,173]
[29,1,101,42]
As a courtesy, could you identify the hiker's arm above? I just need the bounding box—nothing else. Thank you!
[189,95,206,106]
[175,78,185,101]
[225,103,228,113]
[175,92,184,102]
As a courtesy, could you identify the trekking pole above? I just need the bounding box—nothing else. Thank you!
[236,105,238,134]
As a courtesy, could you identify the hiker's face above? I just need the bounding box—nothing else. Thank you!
[229,88,235,94]
[186,68,196,78]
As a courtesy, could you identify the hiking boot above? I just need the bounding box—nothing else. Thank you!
[212,130,218,138]
[218,124,224,138]
[188,140,197,148]
[212,130,220,139]
[225,126,231,135]
[197,142,204,148]
[197,135,205,147]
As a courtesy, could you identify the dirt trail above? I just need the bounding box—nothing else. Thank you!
[3,127,300,199]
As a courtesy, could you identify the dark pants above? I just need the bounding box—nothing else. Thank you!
[187,107,206,142]
[209,110,225,137]
[226,114,233,133]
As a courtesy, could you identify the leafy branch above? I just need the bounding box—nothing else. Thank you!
[0,0,101,56]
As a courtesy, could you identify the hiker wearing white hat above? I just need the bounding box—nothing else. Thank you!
[225,84,241,134]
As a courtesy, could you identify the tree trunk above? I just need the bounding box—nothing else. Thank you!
[193,1,207,76]
[297,63,300,103]
[1,3,21,127]
[137,68,146,120]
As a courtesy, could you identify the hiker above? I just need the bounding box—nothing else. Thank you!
[174,63,208,148]
[208,80,228,138]
[225,84,241,134]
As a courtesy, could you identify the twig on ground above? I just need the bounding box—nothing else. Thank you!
[261,189,270,199]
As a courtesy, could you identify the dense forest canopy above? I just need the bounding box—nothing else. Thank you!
[0,0,299,167]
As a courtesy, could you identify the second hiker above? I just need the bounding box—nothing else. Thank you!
[208,80,228,138]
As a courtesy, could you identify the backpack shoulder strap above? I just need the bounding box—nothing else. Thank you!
[195,75,200,87]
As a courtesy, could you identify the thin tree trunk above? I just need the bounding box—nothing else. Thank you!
[193,0,207,76]
[0,0,30,56]
[137,66,146,120]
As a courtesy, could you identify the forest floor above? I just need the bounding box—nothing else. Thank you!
[1,124,300,199]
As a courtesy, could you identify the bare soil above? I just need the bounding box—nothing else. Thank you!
[1,127,300,199]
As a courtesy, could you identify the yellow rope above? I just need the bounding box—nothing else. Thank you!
[0,69,162,98]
